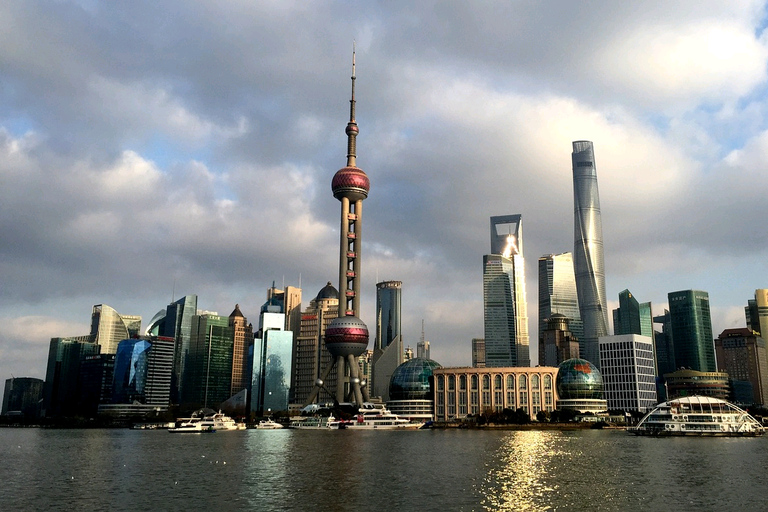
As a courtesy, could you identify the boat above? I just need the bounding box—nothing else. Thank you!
[289,414,335,429]
[256,419,284,429]
[326,403,422,430]
[629,396,765,436]
[168,409,245,433]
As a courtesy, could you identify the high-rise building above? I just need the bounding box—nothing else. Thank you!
[668,290,715,372]
[653,309,675,376]
[538,253,583,362]
[252,310,293,416]
[540,314,580,367]
[613,289,641,336]
[90,304,141,354]
[372,281,404,401]
[147,294,199,405]
[572,141,608,367]
[2,377,44,418]
[598,334,657,411]
[228,304,253,396]
[112,336,174,407]
[471,338,486,368]
[745,289,768,338]
[294,283,340,404]
[43,336,99,417]
[715,328,768,406]
[483,214,530,367]
[306,49,371,407]
[261,285,301,403]
[182,314,234,410]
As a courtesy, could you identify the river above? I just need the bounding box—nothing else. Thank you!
[1,427,766,511]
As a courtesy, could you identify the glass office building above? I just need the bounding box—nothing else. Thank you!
[375,281,402,350]
[252,329,294,415]
[669,290,715,372]
[539,252,583,359]
[572,141,608,367]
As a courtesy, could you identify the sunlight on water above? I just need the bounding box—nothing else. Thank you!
[479,431,570,511]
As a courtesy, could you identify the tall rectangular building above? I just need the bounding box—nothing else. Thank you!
[598,334,657,411]
[483,215,530,367]
[745,289,768,338]
[538,253,583,362]
[668,290,715,372]
[293,283,339,405]
[715,328,768,406]
[653,310,675,376]
[182,314,234,410]
[372,280,404,400]
[252,316,294,415]
[572,141,609,367]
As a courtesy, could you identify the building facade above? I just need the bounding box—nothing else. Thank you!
[572,141,609,367]
[538,252,583,359]
[471,338,486,368]
[252,323,294,416]
[91,304,141,355]
[2,377,44,418]
[43,336,99,417]
[112,336,174,407]
[433,366,558,420]
[668,290,715,372]
[182,314,234,410]
[745,289,768,338]
[598,334,657,411]
[484,215,530,367]
[540,314,581,367]
[663,368,730,400]
[228,304,253,396]
[372,281,404,401]
[293,283,340,405]
[714,328,768,406]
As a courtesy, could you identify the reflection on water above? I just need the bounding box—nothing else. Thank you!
[1,428,767,511]
[481,431,564,511]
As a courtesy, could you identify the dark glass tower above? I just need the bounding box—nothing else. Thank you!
[668,290,715,372]
[375,281,402,350]
[538,253,583,360]
[572,141,608,367]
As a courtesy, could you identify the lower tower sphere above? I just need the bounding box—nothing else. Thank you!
[325,315,369,357]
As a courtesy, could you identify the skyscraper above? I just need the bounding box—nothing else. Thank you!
[372,281,404,400]
[306,48,371,406]
[43,336,99,417]
[228,304,253,396]
[90,304,142,354]
[182,314,234,410]
[598,334,657,411]
[483,215,530,367]
[668,290,715,372]
[715,328,768,406]
[745,289,768,338]
[572,141,608,367]
[294,283,339,404]
[252,310,293,416]
[538,252,583,362]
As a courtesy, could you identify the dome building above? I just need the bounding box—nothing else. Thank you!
[387,357,441,421]
[556,358,608,415]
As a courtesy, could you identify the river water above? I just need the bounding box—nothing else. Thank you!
[1,427,766,511]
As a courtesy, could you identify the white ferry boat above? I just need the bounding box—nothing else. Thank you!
[327,403,422,430]
[169,410,245,433]
[255,419,284,429]
[289,414,335,429]
[629,396,765,437]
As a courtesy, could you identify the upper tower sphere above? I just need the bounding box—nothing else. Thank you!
[332,166,370,201]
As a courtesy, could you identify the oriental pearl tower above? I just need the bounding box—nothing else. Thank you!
[306,47,370,407]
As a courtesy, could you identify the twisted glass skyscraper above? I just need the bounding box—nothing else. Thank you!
[572,141,608,367]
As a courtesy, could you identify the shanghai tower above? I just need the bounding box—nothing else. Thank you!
[572,141,608,367]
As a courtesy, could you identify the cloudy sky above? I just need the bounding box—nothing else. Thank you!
[2,1,768,381]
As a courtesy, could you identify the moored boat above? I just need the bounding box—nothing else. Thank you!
[289,414,335,429]
[168,409,245,433]
[256,419,284,429]
[327,403,422,430]
[629,396,765,436]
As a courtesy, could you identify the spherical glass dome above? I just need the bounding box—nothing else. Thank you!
[389,358,442,400]
[556,358,604,400]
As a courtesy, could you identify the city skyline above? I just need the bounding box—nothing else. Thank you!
[3,2,768,381]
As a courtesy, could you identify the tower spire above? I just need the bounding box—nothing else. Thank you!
[346,42,358,167]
